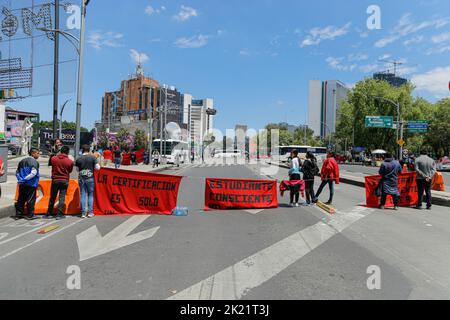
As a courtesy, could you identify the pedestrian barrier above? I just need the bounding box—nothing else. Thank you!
[365,172,418,208]
[432,172,446,192]
[15,180,81,215]
[204,178,278,211]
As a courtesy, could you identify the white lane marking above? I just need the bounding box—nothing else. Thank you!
[0,219,83,261]
[168,207,370,300]
[0,221,55,246]
[0,233,8,241]
[76,216,160,262]
[245,209,264,215]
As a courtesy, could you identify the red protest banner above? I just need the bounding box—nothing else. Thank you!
[365,172,418,208]
[205,178,278,210]
[94,168,183,216]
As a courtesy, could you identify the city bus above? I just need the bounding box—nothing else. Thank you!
[270,145,328,164]
[152,139,189,164]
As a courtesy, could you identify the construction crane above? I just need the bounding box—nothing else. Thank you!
[378,59,404,76]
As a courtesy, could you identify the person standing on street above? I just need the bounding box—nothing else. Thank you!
[15,148,40,220]
[314,152,340,205]
[302,152,319,206]
[378,153,403,210]
[114,146,122,169]
[415,150,437,210]
[288,150,302,207]
[76,145,101,219]
[45,146,74,220]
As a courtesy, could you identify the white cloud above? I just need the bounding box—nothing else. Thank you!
[348,53,369,62]
[174,34,209,48]
[300,22,351,47]
[145,5,166,16]
[360,64,379,73]
[432,31,450,43]
[375,14,450,48]
[397,66,418,75]
[378,54,392,60]
[173,5,198,22]
[130,49,149,64]
[88,31,124,50]
[426,45,450,55]
[326,57,357,72]
[404,35,424,46]
[411,66,450,98]
[239,48,251,56]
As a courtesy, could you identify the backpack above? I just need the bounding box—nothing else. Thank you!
[311,160,320,176]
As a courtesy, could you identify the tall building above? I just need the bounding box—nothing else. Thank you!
[373,72,407,87]
[308,80,349,139]
[182,94,215,151]
[101,65,159,132]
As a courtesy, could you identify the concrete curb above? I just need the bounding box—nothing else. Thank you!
[272,162,450,208]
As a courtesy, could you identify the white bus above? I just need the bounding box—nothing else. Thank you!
[271,145,328,164]
[152,139,189,164]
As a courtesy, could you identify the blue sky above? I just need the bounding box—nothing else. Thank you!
[4,0,450,131]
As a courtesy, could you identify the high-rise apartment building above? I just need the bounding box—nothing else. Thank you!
[308,80,349,139]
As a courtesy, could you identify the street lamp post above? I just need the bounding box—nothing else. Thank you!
[321,121,332,150]
[42,0,90,157]
[375,97,402,159]
[59,99,71,139]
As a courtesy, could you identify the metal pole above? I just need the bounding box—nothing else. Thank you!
[75,0,87,158]
[53,0,60,142]
[164,88,167,158]
[159,89,162,156]
[59,99,70,139]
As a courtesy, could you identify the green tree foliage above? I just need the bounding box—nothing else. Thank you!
[335,78,448,156]
[134,129,147,150]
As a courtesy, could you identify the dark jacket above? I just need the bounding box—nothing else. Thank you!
[51,154,74,182]
[16,157,40,188]
[379,158,402,196]
[302,159,318,181]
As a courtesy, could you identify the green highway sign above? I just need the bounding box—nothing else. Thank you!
[365,116,394,129]
[407,121,429,133]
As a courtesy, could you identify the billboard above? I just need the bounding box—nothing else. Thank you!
[39,129,94,150]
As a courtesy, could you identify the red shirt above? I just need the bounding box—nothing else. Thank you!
[51,154,74,181]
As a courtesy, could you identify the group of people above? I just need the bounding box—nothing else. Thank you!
[378,151,437,210]
[287,149,437,211]
[14,140,100,220]
[288,150,340,207]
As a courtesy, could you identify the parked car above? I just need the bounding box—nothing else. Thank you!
[437,157,450,172]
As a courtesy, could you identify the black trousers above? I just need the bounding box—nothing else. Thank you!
[380,192,399,207]
[305,180,315,204]
[15,185,37,217]
[47,180,69,216]
[289,174,301,204]
[315,179,334,203]
[417,179,432,208]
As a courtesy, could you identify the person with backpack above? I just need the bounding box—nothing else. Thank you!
[314,152,340,205]
[378,153,403,210]
[76,145,101,219]
[288,150,302,207]
[302,152,319,206]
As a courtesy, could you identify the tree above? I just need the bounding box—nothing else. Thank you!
[134,129,147,150]
[116,128,134,151]
[335,78,435,155]
[425,98,450,157]
[38,121,89,133]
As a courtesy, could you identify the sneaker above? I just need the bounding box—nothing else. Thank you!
[289,203,295,208]
[379,205,385,210]
[12,215,24,220]
[55,215,66,220]
[415,206,423,210]
[394,207,399,211]
[42,215,54,219]
[325,201,333,206]
[25,215,38,221]
[426,206,432,210]
[87,213,95,219]
[295,203,300,207]
[81,214,87,219]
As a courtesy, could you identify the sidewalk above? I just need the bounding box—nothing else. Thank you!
[0,158,173,219]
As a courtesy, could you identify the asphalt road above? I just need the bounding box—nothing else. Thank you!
[0,162,450,300]
[340,164,450,190]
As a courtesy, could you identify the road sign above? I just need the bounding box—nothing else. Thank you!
[407,121,428,133]
[365,116,394,129]
[397,139,405,147]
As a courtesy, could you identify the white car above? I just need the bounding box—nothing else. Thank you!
[437,157,450,171]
